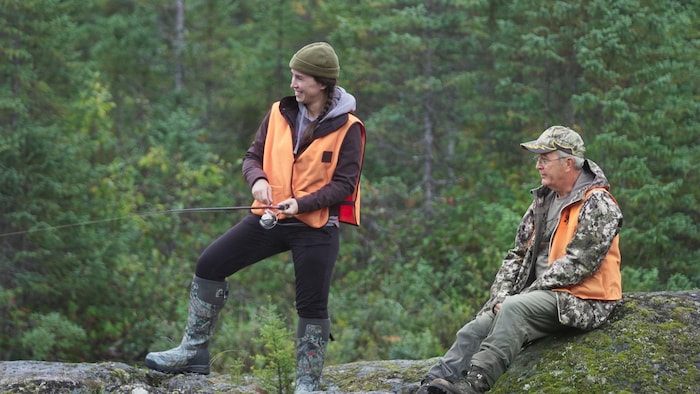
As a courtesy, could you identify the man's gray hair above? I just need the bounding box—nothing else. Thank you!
[557,151,585,169]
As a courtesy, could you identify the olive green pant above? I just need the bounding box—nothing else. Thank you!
[427,290,565,386]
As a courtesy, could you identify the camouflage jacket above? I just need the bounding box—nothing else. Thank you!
[477,159,623,330]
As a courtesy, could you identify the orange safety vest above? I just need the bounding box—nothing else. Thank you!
[550,188,622,300]
[251,102,365,228]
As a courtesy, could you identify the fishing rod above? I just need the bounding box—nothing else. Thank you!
[0,204,289,238]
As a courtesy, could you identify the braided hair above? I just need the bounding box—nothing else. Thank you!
[299,77,337,147]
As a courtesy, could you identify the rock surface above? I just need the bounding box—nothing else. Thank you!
[1,291,698,393]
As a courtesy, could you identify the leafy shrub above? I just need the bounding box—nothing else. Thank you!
[20,312,87,360]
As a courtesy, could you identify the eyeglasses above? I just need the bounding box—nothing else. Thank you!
[533,156,567,166]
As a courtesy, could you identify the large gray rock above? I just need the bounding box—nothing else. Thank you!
[1,291,698,393]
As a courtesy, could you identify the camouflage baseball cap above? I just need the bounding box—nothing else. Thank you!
[520,126,586,157]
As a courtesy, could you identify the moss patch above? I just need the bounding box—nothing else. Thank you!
[490,291,700,394]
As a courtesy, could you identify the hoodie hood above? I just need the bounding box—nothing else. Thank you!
[296,86,356,123]
[322,86,356,120]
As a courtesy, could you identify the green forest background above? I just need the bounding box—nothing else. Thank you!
[1,0,698,372]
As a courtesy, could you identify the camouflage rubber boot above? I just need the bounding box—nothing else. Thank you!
[145,275,228,374]
[294,318,330,393]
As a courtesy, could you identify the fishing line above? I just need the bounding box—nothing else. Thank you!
[0,204,288,238]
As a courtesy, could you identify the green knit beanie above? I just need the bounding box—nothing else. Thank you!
[289,42,340,79]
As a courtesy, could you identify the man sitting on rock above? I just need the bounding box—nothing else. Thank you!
[417,126,623,393]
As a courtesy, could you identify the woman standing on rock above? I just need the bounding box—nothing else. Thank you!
[144,42,366,394]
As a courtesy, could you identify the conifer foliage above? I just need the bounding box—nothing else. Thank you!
[1,0,698,367]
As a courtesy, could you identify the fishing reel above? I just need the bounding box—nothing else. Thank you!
[259,212,278,229]
[259,204,288,230]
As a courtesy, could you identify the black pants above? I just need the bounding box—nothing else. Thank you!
[195,213,339,319]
